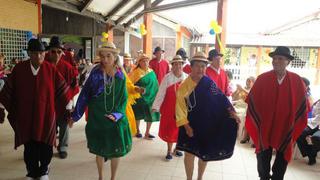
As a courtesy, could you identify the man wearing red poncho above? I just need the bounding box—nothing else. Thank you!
[46,36,79,159]
[245,46,308,180]
[0,39,73,179]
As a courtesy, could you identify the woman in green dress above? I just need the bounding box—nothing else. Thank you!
[70,42,131,180]
[129,54,160,139]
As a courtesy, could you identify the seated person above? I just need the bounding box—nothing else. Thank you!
[296,99,320,165]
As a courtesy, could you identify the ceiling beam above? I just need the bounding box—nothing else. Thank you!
[125,0,164,26]
[43,0,107,24]
[115,0,145,25]
[104,0,131,21]
[79,0,94,13]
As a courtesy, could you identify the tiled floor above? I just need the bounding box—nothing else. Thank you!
[0,119,319,180]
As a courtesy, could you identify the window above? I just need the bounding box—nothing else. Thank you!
[0,28,29,65]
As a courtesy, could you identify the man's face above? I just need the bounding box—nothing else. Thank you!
[154,51,162,60]
[49,48,64,62]
[272,55,289,73]
[29,51,46,64]
[211,56,222,68]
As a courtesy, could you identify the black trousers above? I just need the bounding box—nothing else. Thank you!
[296,126,320,159]
[24,141,53,178]
[257,148,288,180]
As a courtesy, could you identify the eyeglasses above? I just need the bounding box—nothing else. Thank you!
[51,50,63,54]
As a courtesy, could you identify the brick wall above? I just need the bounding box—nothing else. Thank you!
[0,0,38,34]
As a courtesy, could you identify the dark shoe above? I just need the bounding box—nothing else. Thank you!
[58,151,68,159]
[135,133,142,138]
[144,134,155,140]
[147,134,155,139]
[165,154,173,161]
[0,108,5,124]
[104,157,108,162]
[174,150,183,157]
[240,138,249,144]
[308,157,316,165]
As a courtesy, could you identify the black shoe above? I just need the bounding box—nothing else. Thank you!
[58,151,68,159]
[240,138,249,144]
[147,134,155,139]
[135,133,142,138]
[308,157,316,165]
[104,157,108,162]
[174,150,183,157]
[165,154,173,161]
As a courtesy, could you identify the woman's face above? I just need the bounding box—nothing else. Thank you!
[139,58,149,69]
[246,79,254,88]
[171,62,183,74]
[191,61,207,80]
[99,51,115,68]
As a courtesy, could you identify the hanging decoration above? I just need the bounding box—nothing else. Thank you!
[101,32,109,43]
[209,20,224,53]
[139,23,147,36]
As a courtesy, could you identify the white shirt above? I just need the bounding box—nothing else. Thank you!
[209,65,220,74]
[277,73,286,85]
[152,72,187,111]
[308,100,320,129]
[30,62,40,76]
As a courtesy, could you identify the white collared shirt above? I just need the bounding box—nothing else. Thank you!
[30,62,40,76]
[209,65,220,74]
[277,73,286,85]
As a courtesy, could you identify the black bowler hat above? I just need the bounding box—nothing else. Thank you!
[47,36,65,50]
[27,39,46,52]
[153,46,165,54]
[269,46,294,60]
[207,49,223,61]
[176,48,188,60]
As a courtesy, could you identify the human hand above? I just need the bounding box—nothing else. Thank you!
[184,124,194,137]
[106,114,116,122]
[68,118,74,128]
[151,109,157,113]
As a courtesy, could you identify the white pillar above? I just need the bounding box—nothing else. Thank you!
[124,31,130,53]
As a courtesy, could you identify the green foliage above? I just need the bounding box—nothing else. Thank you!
[61,36,82,45]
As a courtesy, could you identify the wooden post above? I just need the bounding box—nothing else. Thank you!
[106,23,113,43]
[143,0,153,57]
[216,0,228,66]
[37,0,42,35]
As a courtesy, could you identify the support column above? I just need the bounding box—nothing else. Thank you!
[143,0,153,57]
[124,31,130,53]
[176,25,182,50]
[37,0,42,35]
[216,0,228,65]
[315,48,320,85]
[256,46,262,76]
[106,23,114,43]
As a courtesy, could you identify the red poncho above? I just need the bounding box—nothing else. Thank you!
[206,67,230,96]
[0,60,73,148]
[56,60,79,97]
[245,70,308,162]
[149,58,169,84]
